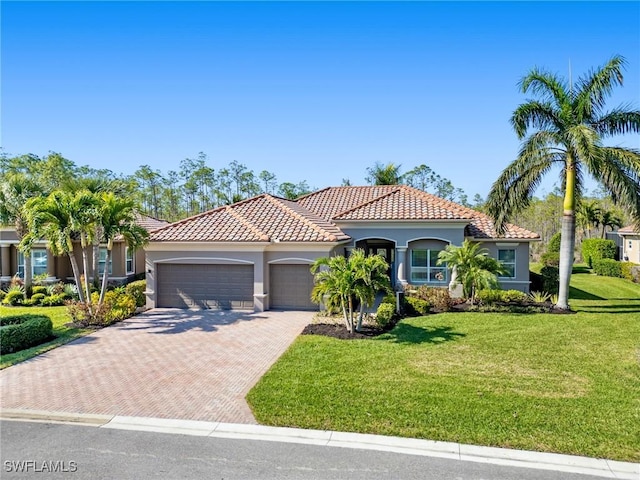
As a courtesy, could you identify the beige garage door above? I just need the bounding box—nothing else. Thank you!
[270,264,317,310]
[157,263,254,309]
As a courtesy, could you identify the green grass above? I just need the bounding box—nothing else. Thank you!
[247,272,640,461]
[0,306,90,369]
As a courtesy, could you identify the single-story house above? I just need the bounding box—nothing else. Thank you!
[0,214,168,288]
[618,225,640,264]
[145,185,539,311]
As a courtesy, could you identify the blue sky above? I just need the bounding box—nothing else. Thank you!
[2,1,639,199]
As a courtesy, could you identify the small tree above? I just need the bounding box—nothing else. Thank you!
[437,240,507,304]
[311,249,391,334]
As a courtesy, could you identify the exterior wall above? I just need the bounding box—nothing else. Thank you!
[480,242,532,293]
[621,234,640,264]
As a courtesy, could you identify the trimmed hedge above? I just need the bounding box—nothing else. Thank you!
[405,296,431,316]
[477,289,528,305]
[593,259,623,278]
[540,265,560,294]
[375,302,395,328]
[0,314,53,354]
[548,232,562,253]
[582,238,616,268]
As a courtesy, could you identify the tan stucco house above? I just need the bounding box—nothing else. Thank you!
[0,214,168,288]
[619,225,640,264]
[145,185,539,311]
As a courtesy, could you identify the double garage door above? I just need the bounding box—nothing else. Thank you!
[156,263,317,311]
[157,264,254,310]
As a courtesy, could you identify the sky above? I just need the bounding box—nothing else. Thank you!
[1,1,639,200]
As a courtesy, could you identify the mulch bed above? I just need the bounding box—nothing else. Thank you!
[301,322,392,339]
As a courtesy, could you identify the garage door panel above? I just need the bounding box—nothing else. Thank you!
[157,264,253,310]
[270,264,316,310]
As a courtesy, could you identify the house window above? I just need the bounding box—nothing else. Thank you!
[17,249,48,278]
[98,248,112,275]
[125,247,135,274]
[498,249,516,278]
[411,249,447,284]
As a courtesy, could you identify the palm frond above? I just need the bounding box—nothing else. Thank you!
[592,147,640,224]
[574,55,626,119]
[592,106,640,137]
[510,101,560,139]
[486,136,560,233]
[519,68,570,108]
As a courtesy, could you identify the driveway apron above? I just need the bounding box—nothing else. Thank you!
[0,309,313,424]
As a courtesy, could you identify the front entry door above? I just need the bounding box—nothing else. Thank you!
[362,243,395,285]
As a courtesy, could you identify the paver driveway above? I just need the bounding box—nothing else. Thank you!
[0,309,313,424]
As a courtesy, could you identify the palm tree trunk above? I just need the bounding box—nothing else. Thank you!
[24,253,32,292]
[557,160,577,310]
[356,303,365,332]
[80,234,93,313]
[68,254,85,303]
[98,248,112,305]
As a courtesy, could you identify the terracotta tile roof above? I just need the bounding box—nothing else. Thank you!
[150,186,539,243]
[618,225,638,234]
[150,195,350,243]
[135,213,170,232]
[301,185,539,240]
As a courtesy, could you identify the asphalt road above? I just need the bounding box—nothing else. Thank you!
[0,420,609,480]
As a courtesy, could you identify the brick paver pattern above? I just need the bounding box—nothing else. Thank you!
[0,309,313,424]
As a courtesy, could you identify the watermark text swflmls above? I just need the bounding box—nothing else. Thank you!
[4,460,78,473]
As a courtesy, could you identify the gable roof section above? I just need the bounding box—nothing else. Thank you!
[135,213,170,232]
[618,225,639,234]
[301,185,539,240]
[149,194,350,243]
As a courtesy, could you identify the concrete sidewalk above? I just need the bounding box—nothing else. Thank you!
[1,409,637,480]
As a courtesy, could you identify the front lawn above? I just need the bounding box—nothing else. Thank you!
[247,272,640,462]
[0,306,90,369]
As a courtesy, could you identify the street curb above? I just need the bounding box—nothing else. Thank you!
[2,409,638,479]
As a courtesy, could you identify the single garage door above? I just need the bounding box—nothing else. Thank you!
[157,263,254,309]
[270,264,317,310]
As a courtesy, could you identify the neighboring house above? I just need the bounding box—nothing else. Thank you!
[0,214,168,288]
[618,225,640,264]
[145,185,539,311]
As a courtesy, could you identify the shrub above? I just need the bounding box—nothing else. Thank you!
[0,314,53,354]
[30,293,46,305]
[476,289,503,305]
[405,297,430,316]
[540,265,559,294]
[374,302,395,328]
[46,282,65,296]
[125,280,146,308]
[529,291,551,303]
[2,290,25,306]
[582,238,616,268]
[32,286,47,295]
[620,262,639,282]
[41,293,67,306]
[105,290,137,322]
[540,251,560,267]
[547,232,562,253]
[592,258,622,278]
[501,290,528,303]
[0,290,5,302]
[408,286,453,312]
[63,283,79,300]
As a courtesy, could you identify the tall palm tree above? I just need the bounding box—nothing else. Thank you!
[487,56,640,310]
[0,174,43,290]
[97,192,149,304]
[437,240,506,304]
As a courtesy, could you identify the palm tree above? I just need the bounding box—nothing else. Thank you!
[486,56,640,310]
[21,190,93,303]
[97,192,149,304]
[597,209,623,238]
[349,249,391,331]
[576,200,601,239]
[311,255,358,333]
[365,162,402,185]
[0,174,43,290]
[437,240,506,304]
